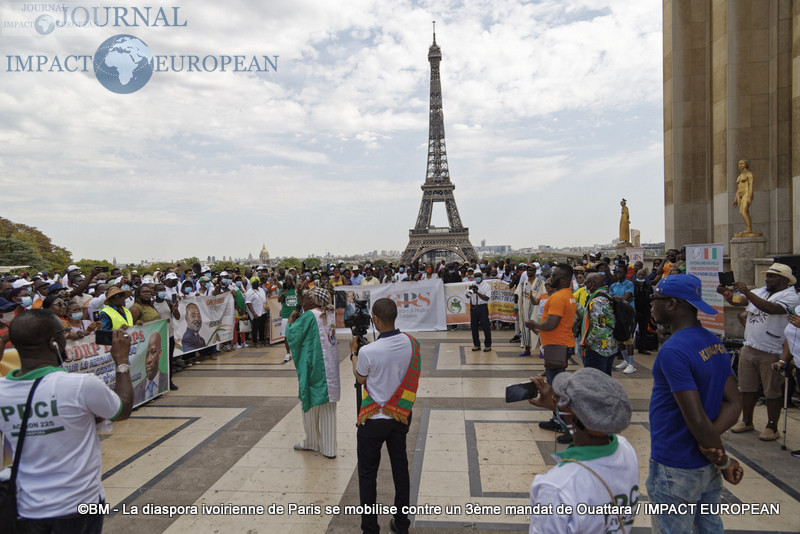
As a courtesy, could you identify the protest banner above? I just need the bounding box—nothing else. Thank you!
[488,280,516,322]
[174,293,235,356]
[59,320,170,408]
[268,295,284,343]
[444,282,470,325]
[444,281,515,324]
[685,244,725,335]
[334,279,446,331]
[626,247,644,264]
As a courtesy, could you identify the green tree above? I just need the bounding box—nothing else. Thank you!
[0,237,48,272]
[373,259,388,267]
[302,257,321,269]
[75,259,116,273]
[278,257,302,270]
[0,217,73,273]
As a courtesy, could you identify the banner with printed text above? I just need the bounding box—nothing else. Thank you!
[60,320,170,408]
[444,281,516,324]
[685,244,725,334]
[268,295,284,344]
[626,248,644,264]
[174,293,235,356]
[334,279,446,331]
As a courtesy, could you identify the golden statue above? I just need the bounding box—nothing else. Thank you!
[619,198,631,245]
[733,159,762,237]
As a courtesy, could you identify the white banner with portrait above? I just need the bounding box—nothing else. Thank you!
[174,293,235,356]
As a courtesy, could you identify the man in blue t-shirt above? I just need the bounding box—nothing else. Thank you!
[647,274,743,534]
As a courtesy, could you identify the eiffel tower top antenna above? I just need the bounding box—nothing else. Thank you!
[432,21,436,44]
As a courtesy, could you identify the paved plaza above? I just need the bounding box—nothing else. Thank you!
[100,331,800,533]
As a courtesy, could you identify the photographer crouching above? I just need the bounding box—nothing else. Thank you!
[349,298,421,534]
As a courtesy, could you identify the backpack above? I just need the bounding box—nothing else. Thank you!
[596,291,636,342]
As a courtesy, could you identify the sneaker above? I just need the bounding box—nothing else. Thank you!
[519,349,531,357]
[483,347,492,352]
[242,343,249,348]
[471,346,481,351]
[615,361,629,370]
[730,421,755,433]
[233,344,241,349]
[622,365,637,374]
[637,350,651,355]
[759,428,780,441]
[509,336,521,344]
[557,433,574,444]
[791,449,800,458]
[283,353,292,363]
[539,419,562,432]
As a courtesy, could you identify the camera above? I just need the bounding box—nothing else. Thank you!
[469,284,478,293]
[344,298,371,347]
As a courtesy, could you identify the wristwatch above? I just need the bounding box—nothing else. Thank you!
[349,352,357,361]
[716,456,732,471]
[116,363,130,374]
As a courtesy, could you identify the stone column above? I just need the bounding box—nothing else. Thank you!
[730,236,767,286]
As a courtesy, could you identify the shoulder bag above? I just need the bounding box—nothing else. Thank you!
[0,377,44,533]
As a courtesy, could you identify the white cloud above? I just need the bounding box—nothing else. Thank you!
[0,0,664,262]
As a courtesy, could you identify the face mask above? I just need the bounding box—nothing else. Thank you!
[71,312,83,320]
[636,278,646,283]
[236,281,243,288]
[121,284,131,291]
[399,268,404,273]
[184,287,192,294]
[20,296,32,308]
[205,282,213,290]
[448,269,454,274]
[475,277,483,283]
[222,279,231,286]
[132,284,140,289]
[157,291,167,299]
[480,264,485,269]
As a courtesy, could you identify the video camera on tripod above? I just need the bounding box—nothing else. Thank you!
[344,298,371,348]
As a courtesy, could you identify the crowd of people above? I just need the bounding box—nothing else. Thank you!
[1,249,799,533]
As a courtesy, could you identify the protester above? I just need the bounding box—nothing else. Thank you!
[285,286,340,459]
[577,273,618,376]
[99,287,133,330]
[528,368,638,533]
[130,285,160,325]
[0,310,133,531]
[350,298,419,534]
[466,270,492,352]
[610,266,637,374]
[245,277,268,347]
[648,274,743,533]
[717,263,800,441]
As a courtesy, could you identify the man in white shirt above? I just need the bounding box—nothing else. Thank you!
[717,263,800,441]
[466,271,492,351]
[0,310,133,531]
[245,277,268,347]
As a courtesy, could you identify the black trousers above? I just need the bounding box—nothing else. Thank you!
[470,303,492,348]
[251,314,267,344]
[357,415,411,534]
[634,313,650,350]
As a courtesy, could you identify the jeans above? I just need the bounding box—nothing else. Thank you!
[646,460,724,534]
[357,415,412,534]
[583,349,613,375]
[545,367,565,385]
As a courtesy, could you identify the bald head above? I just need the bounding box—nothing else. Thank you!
[9,309,61,350]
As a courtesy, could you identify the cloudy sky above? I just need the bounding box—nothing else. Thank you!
[0,0,663,264]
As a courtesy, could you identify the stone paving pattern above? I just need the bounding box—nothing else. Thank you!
[101,331,800,533]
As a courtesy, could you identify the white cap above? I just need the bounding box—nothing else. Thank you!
[12,279,33,288]
[66,264,80,273]
[165,273,178,280]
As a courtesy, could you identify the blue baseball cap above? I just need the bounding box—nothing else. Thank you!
[655,274,717,315]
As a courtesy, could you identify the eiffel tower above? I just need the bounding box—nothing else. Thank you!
[400,25,479,265]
